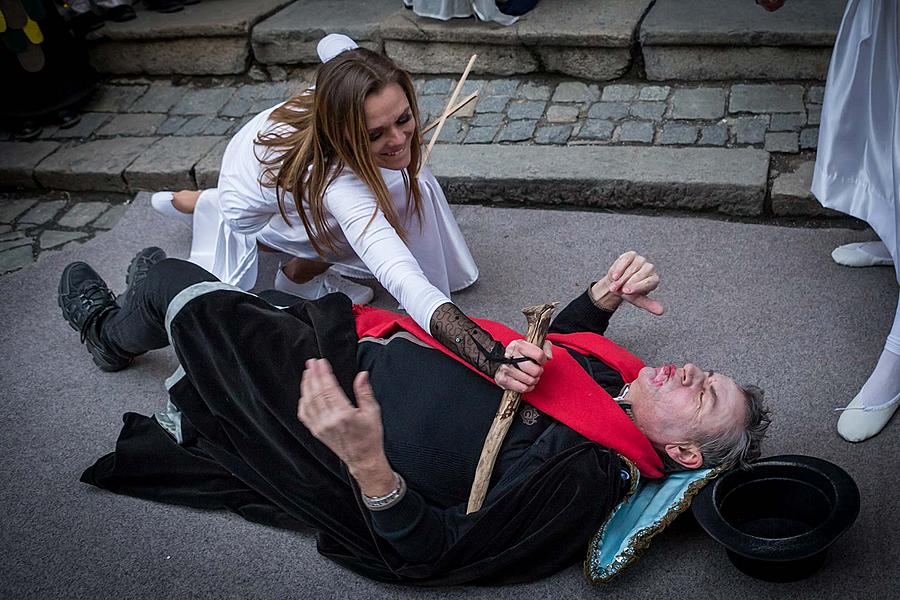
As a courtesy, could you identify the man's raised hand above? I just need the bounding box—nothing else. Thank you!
[298,359,395,496]
[593,250,665,316]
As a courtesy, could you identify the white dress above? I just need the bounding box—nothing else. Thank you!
[811,0,900,354]
[402,0,518,26]
[187,103,479,332]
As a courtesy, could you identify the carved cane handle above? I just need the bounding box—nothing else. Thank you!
[466,302,557,514]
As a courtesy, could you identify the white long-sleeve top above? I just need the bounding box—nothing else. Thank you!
[187,103,479,333]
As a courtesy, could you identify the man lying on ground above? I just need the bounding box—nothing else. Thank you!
[59,249,770,585]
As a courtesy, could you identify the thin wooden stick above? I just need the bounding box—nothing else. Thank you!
[418,53,477,175]
[422,91,479,136]
[466,302,558,514]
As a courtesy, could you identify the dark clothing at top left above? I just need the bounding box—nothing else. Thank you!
[0,0,98,122]
[82,259,629,585]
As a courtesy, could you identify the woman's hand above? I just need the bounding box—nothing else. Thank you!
[494,339,553,394]
[298,359,395,496]
[591,250,665,315]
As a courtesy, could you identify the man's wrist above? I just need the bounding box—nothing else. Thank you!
[590,277,622,311]
[350,456,396,497]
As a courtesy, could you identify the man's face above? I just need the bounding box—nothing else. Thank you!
[628,363,746,467]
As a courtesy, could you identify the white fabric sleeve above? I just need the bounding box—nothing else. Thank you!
[216,140,282,236]
[324,175,451,332]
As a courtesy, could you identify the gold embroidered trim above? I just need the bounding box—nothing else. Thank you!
[583,459,722,584]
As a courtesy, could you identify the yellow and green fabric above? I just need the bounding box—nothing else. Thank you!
[0,0,48,72]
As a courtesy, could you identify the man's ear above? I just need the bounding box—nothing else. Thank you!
[664,443,703,469]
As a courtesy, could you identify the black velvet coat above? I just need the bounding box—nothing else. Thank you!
[82,290,624,585]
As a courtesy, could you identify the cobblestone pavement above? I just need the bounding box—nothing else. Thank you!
[1,76,823,152]
[0,75,825,276]
[0,191,129,275]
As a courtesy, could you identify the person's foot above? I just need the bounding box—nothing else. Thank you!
[121,247,167,307]
[837,392,900,442]
[832,241,894,267]
[151,191,193,228]
[143,0,184,13]
[836,347,900,442]
[57,110,81,129]
[275,266,374,305]
[14,121,41,141]
[102,4,137,22]
[58,262,132,372]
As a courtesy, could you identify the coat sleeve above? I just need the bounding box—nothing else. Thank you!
[362,442,624,584]
[550,286,616,336]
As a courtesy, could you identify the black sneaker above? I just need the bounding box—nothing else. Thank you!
[58,262,132,372]
[143,0,184,13]
[122,246,167,307]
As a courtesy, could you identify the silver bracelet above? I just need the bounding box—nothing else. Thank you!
[361,472,406,511]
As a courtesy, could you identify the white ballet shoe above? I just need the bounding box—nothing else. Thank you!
[836,391,900,442]
[831,242,894,267]
[151,192,193,228]
[274,266,374,305]
[317,34,359,63]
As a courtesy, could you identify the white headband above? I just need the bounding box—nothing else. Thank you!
[317,34,360,64]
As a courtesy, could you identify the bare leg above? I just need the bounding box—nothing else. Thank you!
[172,190,202,214]
[272,256,374,305]
[283,257,330,283]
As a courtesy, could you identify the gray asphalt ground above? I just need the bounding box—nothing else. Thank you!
[1,193,897,599]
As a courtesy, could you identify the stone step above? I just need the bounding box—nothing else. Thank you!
[252,0,397,66]
[429,145,770,216]
[770,159,842,218]
[89,0,294,75]
[2,141,770,217]
[374,0,648,80]
[87,0,844,81]
[641,0,844,81]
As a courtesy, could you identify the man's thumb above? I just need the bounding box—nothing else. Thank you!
[631,295,665,316]
[354,371,378,408]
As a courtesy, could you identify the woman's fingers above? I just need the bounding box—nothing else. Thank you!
[497,365,535,393]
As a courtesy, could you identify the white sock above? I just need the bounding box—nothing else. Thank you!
[836,293,900,441]
[857,241,893,261]
[853,348,900,410]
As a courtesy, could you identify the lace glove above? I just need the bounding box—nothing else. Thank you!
[429,302,527,379]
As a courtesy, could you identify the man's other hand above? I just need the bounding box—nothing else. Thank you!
[592,250,665,315]
[494,339,553,394]
[298,359,395,496]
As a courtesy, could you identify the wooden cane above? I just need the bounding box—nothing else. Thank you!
[418,53,477,175]
[422,91,479,136]
[466,302,558,514]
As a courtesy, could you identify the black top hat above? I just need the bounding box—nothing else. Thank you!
[692,454,860,582]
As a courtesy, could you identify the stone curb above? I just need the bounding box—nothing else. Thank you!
[429,145,770,216]
[4,144,773,217]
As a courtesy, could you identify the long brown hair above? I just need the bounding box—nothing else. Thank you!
[255,49,424,257]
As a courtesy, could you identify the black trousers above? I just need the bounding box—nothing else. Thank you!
[101,258,218,359]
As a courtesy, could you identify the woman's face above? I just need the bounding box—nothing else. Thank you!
[363,82,416,170]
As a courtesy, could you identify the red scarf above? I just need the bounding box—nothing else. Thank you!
[354,306,664,478]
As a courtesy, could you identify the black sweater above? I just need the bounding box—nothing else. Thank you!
[357,288,627,565]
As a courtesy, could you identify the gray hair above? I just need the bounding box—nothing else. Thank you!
[696,383,771,470]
